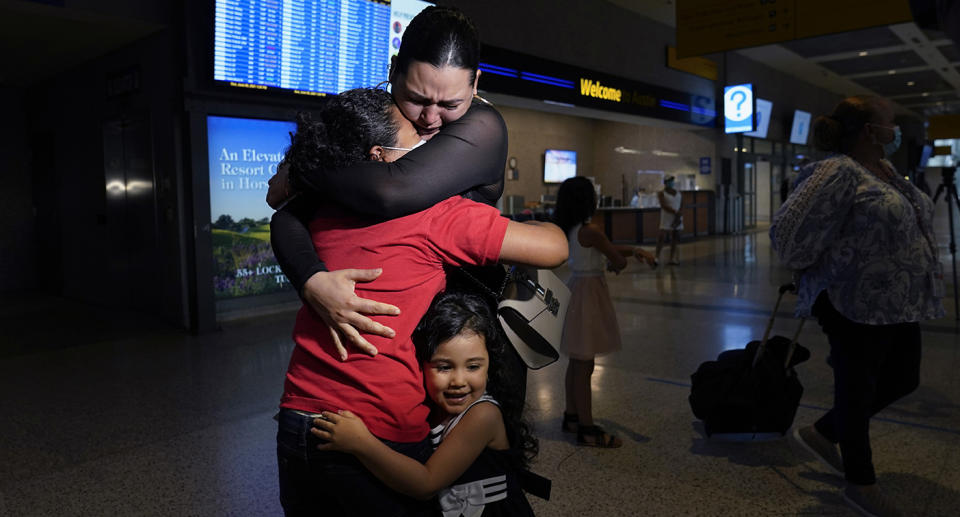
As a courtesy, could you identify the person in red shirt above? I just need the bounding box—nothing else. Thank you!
[273,87,567,517]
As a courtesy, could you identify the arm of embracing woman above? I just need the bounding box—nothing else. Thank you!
[298,103,508,218]
[270,195,326,294]
[270,197,400,359]
[312,404,501,500]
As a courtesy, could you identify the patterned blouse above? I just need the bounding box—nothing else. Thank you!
[770,154,943,325]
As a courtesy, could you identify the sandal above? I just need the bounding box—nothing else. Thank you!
[561,412,579,433]
[577,425,622,448]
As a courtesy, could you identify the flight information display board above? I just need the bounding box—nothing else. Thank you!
[214,0,430,96]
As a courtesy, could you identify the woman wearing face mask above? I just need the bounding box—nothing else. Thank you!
[656,175,682,265]
[269,6,508,358]
[771,95,943,517]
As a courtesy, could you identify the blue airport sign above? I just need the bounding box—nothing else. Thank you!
[699,157,711,174]
[723,83,754,134]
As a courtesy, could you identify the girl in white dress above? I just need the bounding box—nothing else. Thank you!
[554,177,656,448]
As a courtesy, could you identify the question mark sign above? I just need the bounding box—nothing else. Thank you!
[731,91,746,117]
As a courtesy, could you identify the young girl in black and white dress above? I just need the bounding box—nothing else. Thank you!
[312,291,537,516]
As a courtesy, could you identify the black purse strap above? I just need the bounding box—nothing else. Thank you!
[517,469,552,500]
[452,265,514,301]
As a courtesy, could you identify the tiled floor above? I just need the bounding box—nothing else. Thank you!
[3,217,960,516]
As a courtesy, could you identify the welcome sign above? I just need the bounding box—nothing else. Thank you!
[477,44,716,127]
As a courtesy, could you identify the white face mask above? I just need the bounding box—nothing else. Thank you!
[382,139,427,152]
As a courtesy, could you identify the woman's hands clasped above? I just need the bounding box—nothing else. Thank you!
[302,269,401,360]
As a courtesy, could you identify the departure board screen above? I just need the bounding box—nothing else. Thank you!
[214,0,431,97]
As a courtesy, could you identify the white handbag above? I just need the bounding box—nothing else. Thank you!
[497,267,570,369]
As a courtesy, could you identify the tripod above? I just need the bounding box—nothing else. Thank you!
[932,166,960,320]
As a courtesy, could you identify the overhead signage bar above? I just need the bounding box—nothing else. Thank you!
[478,45,716,127]
[676,0,913,58]
[666,46,718,81]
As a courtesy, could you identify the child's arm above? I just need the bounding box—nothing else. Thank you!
[311,404,503,500]
[578,223,656,271]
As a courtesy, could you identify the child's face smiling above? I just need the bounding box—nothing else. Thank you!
[424,332,489,416]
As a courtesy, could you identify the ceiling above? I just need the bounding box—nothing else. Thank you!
[2,0,956,119]
[607,0,960,118]
[0,0,163,87]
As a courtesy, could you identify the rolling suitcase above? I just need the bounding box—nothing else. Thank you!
[689,284,811,437]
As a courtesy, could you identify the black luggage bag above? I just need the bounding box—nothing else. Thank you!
[689,284,811,437]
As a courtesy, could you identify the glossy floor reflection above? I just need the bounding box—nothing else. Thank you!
[3,223,960,516]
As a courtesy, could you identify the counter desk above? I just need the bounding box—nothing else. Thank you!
[595,190,715,244]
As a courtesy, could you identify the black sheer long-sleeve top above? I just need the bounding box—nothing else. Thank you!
[270,101,508,294]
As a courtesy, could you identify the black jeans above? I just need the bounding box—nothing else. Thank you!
[812,293,922,485]
[276,409,434,517]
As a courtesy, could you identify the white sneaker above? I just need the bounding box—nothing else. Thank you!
[843,484,903,517]
[793,425,844,476]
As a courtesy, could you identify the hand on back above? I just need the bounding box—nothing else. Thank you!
[302,269,401,360]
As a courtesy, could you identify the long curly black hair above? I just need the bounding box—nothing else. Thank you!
[284,88,400,193]
[413,290,538,469]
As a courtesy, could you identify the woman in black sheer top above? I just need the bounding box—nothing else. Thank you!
[269,6,508,358]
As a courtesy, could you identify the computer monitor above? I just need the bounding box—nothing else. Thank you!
[744,98,772,139]
[918,143,934,171]
[544,149,578,184]
[789,110,811,145]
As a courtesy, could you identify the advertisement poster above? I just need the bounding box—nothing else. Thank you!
[207,115,296,299]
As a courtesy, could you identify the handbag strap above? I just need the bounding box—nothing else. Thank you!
[452,265,513,301]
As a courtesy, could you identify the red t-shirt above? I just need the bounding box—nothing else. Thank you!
[281,197,509,442]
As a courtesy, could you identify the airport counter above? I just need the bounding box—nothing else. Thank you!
[595,190,715,244]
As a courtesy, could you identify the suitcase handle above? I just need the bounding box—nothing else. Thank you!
[782,319,805,368]
[752,283,802,369]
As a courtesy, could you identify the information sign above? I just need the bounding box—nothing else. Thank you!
[700,157,712,175]
[724,84,754,134]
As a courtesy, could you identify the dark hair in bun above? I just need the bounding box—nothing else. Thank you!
[394,6,480,85]
[813,95,887,153]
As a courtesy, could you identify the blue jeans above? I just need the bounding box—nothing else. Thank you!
[276,409,434,517]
